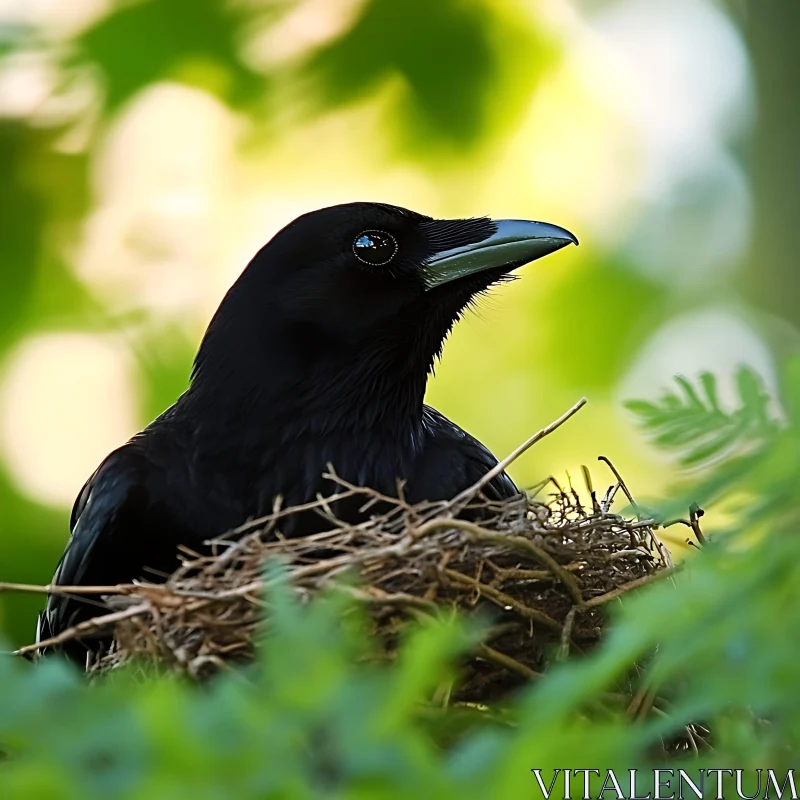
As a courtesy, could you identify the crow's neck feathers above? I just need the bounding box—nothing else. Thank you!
[189,283,447,440]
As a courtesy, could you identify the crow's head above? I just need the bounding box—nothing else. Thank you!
[231,202,575,339]
[193,202,576,400]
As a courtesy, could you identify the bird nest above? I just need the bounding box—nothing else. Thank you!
[89,477,670,696]
[11,400,685,707]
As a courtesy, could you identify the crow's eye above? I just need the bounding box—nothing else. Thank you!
[352,230,398,266]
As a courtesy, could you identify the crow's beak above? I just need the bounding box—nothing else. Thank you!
[423,219,578,290]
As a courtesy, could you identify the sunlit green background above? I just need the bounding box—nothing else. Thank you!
[0,0,797,646]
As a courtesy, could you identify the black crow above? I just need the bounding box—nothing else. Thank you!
[37,202,576,658]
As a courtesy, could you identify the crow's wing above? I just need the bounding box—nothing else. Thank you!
[408,405,518,502]
[37,442,186,659]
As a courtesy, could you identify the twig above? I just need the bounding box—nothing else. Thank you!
[15,603,151,656]
[477,644,541,681]
[582,465,600,514]
[443,568,563,633]
[445,398,587,513]
[597,456,642,519]
[409,517,585,608]
[583,569,674,609]
[558,608,577,660]
[689,503,707,546]
[0,582,137,596]
[336,585,438,612]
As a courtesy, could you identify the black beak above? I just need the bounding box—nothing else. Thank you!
[423,219,578,290]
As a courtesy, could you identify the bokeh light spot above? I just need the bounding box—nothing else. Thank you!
[0,333,139,506]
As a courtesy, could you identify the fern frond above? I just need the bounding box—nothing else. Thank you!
[625,367,778,469]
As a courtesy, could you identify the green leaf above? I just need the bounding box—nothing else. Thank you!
[674,374,704,409]
[680,423,746,467]
[623,399,662,419]
[699,372,721,412]
[76,0,264,112]
[304,0,555,153]
[627,371,778,470]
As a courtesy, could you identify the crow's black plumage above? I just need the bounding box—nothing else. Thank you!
[38,202,576,660]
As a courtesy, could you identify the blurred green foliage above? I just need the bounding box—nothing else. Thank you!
[305,0,554,154]
[77,0,264,112]
[628,365,794,528]
[627,368,776,470]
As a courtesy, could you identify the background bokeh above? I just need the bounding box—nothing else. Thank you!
[0,0,797,647]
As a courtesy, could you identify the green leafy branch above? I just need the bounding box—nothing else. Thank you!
[625,367,778,469]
